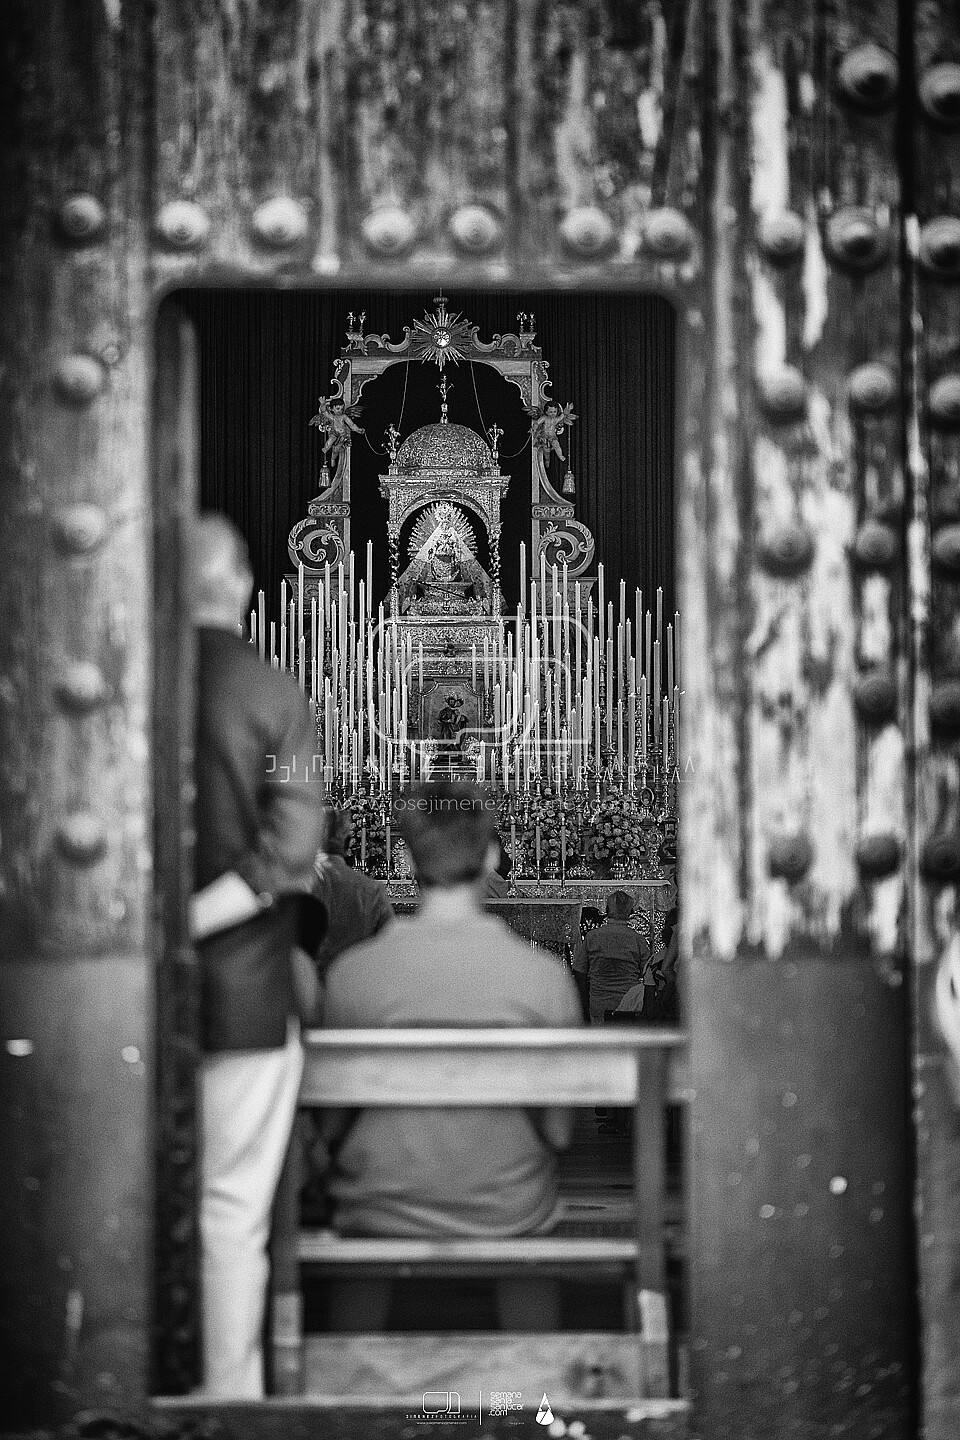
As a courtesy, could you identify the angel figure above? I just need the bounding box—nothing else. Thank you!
[309,395,364,460]
[528,400,578,462]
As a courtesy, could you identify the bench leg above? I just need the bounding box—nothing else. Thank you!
[633,1051,670,1397]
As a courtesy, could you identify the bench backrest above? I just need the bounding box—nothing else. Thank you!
[300,1027,685,1107]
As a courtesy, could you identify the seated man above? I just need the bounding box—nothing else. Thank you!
[320,780,582,1331]
[312,805,394,981]
[482,836,512,898]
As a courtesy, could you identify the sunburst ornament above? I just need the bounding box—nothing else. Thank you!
[410,294,474,368]
[408,502,477,560]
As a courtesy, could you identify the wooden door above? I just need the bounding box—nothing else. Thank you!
[2,2,958,1436]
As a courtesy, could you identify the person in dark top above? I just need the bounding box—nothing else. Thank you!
[482,836,512,898]
[190,513,324,1398]
[572,890,651,1023]
[647,908,680,1022]
[573,891,652,1135]
[311,805,394,981]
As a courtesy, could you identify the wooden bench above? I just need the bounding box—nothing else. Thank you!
[270,1027,686,1406]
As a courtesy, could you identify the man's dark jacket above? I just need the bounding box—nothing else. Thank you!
[312,855,394,978]
[195,627,324,1052]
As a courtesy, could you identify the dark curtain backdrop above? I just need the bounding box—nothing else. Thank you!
[180,288,675,615]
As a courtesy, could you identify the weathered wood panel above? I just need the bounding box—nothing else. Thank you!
[0,0,154,1425]
[683,2,918,1436]
[688,960,914,1440]
[3,0,958,1435]
[150,301,200,1395]
[911,5,960,1438]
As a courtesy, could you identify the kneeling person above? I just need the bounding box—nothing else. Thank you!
[321,780,582,1330]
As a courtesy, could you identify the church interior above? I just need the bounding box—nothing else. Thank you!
[4,3,960,1439]
[175,285,686,1394]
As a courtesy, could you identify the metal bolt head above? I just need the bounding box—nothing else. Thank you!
[756,365,808,422]
[447,204,502,255]
[251,196,308,248]
[847,362,897,415]
[54,355,105,405]
[57,194,106,244]
[56,812,107,865]
[930,680,960,739]
[642,207,694,261]
[931,523,960,576]
[919,62,960,128]
[929,374,960,429]
[757,520,815,578]
[54,661,108,714]
[360,205,417,257]
[852,520,899,572]
[852,668,897,726]
[855,834,901,878]
[824,208,890,273]
[756,211,805,266]
[919,217,960,280]
[52,503,108,555]
[920,830,960,884]
[155,199,210,251]
[837,42,899,112]
[559,206,616,258]
[768,833,814,883]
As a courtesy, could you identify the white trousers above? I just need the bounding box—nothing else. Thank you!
[199,1020,303,1398]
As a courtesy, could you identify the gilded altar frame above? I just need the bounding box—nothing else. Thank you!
[287,306,596,591]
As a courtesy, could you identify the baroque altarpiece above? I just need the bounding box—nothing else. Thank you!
[264,298,678,921]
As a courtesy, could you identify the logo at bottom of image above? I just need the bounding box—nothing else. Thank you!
[406,1389,547,1428]
[409,1391,465,1426]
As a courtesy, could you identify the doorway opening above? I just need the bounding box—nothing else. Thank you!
[151,284,685,1408]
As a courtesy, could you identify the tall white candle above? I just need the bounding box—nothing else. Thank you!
[627,656,636,772]
[653,639,661,743]
[598,564,605,653]
[641,674,647,761]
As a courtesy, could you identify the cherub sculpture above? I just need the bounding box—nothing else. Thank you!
[309,395,364,461]
[527,400,578,462]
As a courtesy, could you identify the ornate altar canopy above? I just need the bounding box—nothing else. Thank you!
[266,297,680,898]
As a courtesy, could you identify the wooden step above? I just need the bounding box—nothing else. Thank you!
[152,1395,693,1437]
[299,1330,677,1407]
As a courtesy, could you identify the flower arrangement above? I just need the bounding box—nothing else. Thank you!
[587,793,646,873]
[342,788,388,869]
[521,792,568,871]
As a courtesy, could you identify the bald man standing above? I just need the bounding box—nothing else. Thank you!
[189,514,324,1397]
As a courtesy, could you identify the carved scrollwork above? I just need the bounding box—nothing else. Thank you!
[288,516,346,570]
[503,373,532,408]
[537,519,596,577]
[534,446,574,507]
[308,499,350,518]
